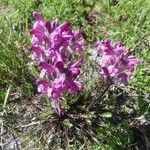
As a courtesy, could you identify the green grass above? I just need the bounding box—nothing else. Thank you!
[0,0,150,149]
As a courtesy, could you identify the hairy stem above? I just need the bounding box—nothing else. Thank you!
[88,83,112,110]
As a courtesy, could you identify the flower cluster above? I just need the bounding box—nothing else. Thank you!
[29,12,140,114]
[29,12,84,114]
[97,39,140,85]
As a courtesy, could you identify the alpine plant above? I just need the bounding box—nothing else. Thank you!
[96,39,140,85]
[29,12,84,114]
[29,12,140,115]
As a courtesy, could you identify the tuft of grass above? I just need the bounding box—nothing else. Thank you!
[93,122,131,150]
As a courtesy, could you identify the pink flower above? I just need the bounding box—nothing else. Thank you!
[29,11,84,114]
[37,79,50,93]
[97,39,140,85]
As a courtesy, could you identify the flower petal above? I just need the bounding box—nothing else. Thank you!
[32,11,43,21]
[37,79,50,93]
[71,59,83,68]
[39,61,55,73]
[29,45,43,57]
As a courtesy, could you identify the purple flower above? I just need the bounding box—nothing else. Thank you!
[29,11,84,114]
[39,61,56,73]
[37,79,51,93]
[97,39,140,85]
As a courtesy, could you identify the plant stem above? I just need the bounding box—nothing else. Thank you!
[88,83,112,110]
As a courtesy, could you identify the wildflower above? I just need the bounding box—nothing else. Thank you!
[97,39,140,85]
[29,11,84,114]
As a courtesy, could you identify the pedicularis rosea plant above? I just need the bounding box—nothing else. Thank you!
[29,12,84,114]
[29,12,140,115]
[97,39,140,85]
